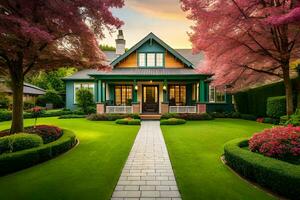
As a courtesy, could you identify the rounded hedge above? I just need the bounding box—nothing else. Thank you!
[0,129,77,176]
[115,118,141,125]
[0,133,43,154]
[224,138,300,199]
[160,118,186,125]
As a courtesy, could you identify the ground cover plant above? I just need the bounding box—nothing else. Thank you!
[0,117,138,200]
[161,119,274,200]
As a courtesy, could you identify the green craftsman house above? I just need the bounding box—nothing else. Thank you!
[63,31,233,115]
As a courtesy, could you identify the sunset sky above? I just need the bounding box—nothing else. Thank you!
[101,0,193,49]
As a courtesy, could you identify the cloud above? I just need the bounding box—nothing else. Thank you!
[125,0,187,21]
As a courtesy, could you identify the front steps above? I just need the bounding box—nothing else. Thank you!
[140,114,161,120]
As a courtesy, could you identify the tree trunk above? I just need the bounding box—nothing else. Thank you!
[282,66,294,115]
[296,78,300,109]
[10,67,24,133]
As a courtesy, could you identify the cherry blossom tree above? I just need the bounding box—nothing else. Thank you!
[0,0,123,133]
[181,0,300,115]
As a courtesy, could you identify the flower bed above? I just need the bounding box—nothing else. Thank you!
[0,125,63,144]
[224,138,300,199]
[0,129,76,176]
[249,125,300,160]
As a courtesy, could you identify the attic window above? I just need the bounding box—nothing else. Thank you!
[138,52,164,67]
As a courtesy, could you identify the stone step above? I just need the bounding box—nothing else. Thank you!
[140,114,161,120]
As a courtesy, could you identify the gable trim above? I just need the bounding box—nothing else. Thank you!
[111,33,194,68]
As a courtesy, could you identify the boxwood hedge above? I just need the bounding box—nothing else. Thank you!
[160,118,186,125]
[224,138,300,199]
[0,129,77,176]
[115,118,141,125]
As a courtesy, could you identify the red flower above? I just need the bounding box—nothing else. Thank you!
[249,126,300,158]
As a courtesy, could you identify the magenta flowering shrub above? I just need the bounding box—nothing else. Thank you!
[249,125,300,158]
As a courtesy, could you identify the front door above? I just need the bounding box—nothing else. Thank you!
[142,85,159,113]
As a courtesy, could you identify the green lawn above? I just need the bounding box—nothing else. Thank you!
[0,117,139,200]
[161,119,275,200]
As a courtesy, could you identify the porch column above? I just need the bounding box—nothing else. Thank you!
[102,81,106,102]
[161,80,169,114]
[97,80,105,114]
[163,80,168,103]
[197,80,207,113]
[199,80,205,103]
[133,80,138,103]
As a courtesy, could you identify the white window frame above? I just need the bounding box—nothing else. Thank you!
[138,52,164,67]
[146,53,156,67]
[209,85,226,103]
[74,82,95,104]
[138,53,146,67]
[156,53,163,67]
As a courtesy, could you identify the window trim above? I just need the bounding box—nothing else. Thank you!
[73,82,95,104]
[138,52,165,67]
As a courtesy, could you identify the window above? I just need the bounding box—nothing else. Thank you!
[156,53,163,67]
[74,83,95,104]
[115,85,133,106]
[138,53,164,67]
[169,85,186,106]
[138,53,146,67]
[209,86,225,103]
[147,53,155,66]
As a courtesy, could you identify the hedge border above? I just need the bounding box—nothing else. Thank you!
[0,129,77,176]
[224,138,300,199]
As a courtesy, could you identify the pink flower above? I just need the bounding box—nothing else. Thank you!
[249,126,300,158]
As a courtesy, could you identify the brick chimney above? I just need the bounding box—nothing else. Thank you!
[115,30,125,55]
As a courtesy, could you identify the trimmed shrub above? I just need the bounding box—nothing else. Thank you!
[0,110,12,121]
[266,96,286,118]
[58,114,86,119]
[0,109,86,122]
[224,138,300,199]
[87,113,140,121]
[76,88,95,114]
[160,118,186,125]
[249,126,300,158]
[23,101,35,110]
[240,114,257,121]
[0,129,76,176]
[161,113,213,120]
[0,95,9,109]
[0,133,43,154]
[115,118,141,125]
[36,90,64,108]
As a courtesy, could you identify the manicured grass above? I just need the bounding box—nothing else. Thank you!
[0,117,139,200]
[161,119,275,200]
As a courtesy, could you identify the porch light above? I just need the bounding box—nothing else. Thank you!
[150,80,152,83]
[163,85,167,90]
[135,85,138,90]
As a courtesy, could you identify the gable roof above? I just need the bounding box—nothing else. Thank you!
[110,32,194,68]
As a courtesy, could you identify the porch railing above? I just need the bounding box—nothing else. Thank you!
[106,106,133,114]
[169,106,197,113]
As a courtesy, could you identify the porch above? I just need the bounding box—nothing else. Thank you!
[94,78,216,114]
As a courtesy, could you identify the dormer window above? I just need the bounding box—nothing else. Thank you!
[138,52,164,67]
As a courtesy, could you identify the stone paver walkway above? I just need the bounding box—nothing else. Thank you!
[111,121,181,200]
